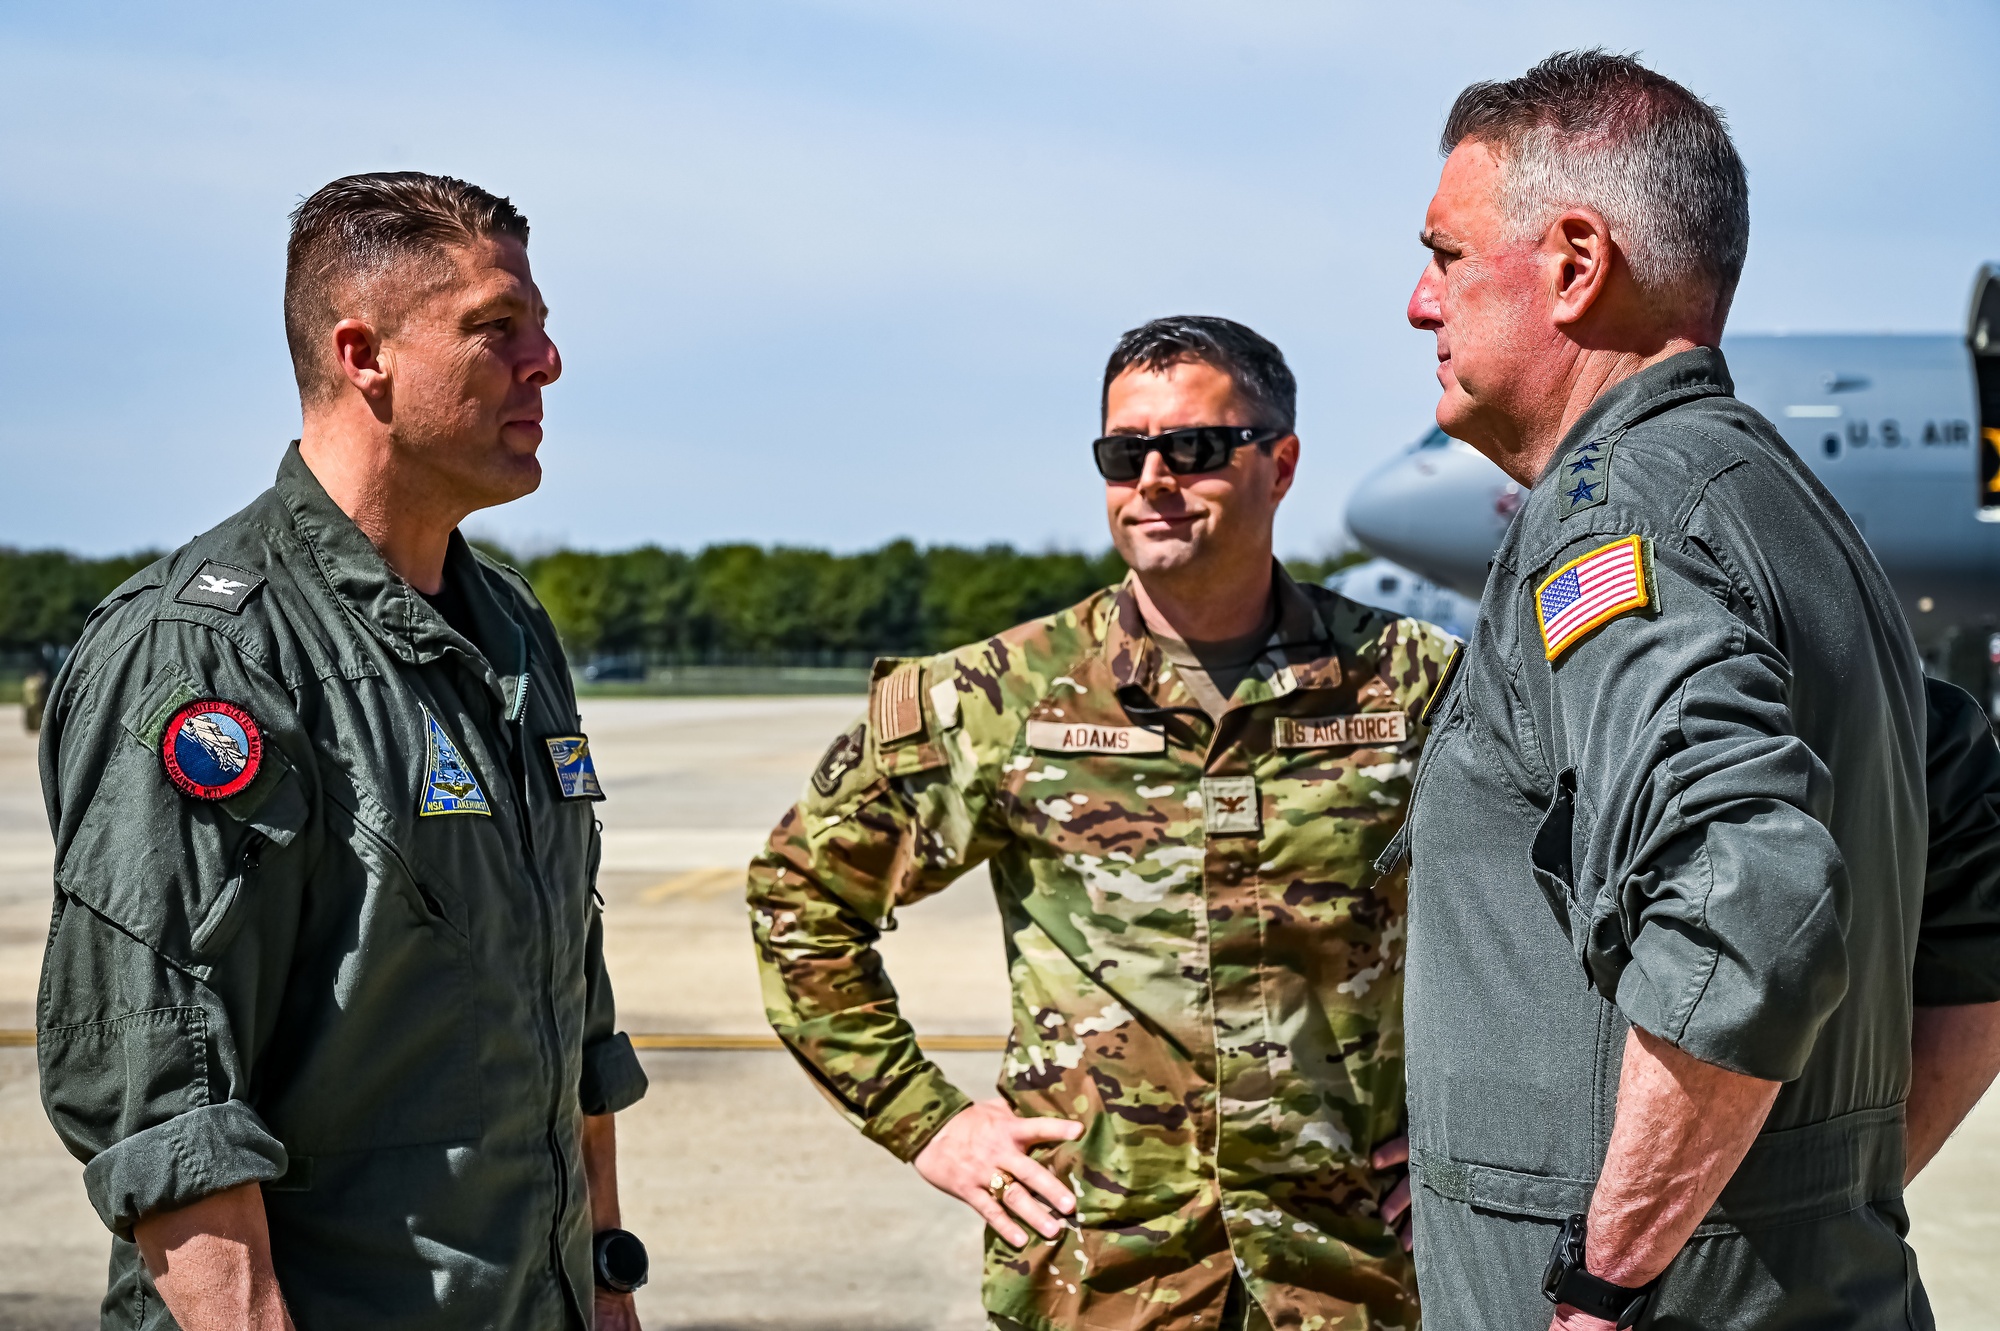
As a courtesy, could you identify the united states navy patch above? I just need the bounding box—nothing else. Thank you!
[1536,536,1649,662]
[161,699,263,800]
[419,708,490,816]
[544,735,605,801]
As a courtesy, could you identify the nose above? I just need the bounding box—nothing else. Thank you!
[525,329,562,387]
[1136,447,1179,496]
[1408,264,1443,332]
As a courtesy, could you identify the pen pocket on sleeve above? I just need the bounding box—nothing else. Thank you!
[1530,768,1580,942]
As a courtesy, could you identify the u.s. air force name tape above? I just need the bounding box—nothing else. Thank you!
[1025,720,1166,754]
[1273,712,1408,749]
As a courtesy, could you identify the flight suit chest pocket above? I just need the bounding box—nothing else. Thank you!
[265,794,483,1153]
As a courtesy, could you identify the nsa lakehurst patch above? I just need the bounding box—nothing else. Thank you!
[1537,535,1650,662]
[545,735,605,801]
[419,707,491,816]
[161,699,263,801]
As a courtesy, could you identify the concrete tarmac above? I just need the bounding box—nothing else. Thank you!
[0,698,1995,1329]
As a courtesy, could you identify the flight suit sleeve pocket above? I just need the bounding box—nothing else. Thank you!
[58,734,279,968]
[1530,769,1587,955]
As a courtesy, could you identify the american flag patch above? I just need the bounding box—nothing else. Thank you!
[870,661,926,744]
[1536,535,1649,662]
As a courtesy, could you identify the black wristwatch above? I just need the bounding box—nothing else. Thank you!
[1542,1214,1655,1328]
[593,1228,649,1294]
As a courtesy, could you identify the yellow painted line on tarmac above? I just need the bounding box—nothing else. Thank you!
[1,1029,1008,1052]
[639,866,747,902]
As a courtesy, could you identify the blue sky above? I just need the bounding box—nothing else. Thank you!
[3,0,1995,557]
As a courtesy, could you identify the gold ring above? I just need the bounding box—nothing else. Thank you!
[987,1169,1015,1198]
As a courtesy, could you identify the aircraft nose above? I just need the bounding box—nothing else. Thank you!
[1345,437,1517,598]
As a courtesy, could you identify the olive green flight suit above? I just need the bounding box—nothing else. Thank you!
[37,444,647,1330]
[1396,349,2000,1329]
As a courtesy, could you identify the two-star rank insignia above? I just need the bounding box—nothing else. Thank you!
[544,736,605,801]
[1558,437,1614,519]
[161,699,263,801]
[1536,535,1650,662]
[419,708,491,816]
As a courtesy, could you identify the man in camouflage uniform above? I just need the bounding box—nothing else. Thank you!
[749,317,1457,1331]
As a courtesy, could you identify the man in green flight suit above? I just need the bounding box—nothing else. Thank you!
[749,317,1458,1331]
[1395,52,2000,1329]
[37,173,650,1330]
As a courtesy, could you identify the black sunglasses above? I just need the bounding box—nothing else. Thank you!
[1092,426,1286,482]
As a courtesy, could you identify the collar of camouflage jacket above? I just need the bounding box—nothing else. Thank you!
[1536,345,1738,489]
[1101,561,1343,704]
[273,442,529,712]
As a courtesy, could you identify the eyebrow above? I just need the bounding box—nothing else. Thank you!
[1419,227,1460,251]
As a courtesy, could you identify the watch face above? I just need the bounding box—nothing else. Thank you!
[596,1230,649,1292]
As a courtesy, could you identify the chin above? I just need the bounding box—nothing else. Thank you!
[1121,536,1204,576]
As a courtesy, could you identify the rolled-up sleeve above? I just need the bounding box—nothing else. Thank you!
[1917,677,2000,1005]
[37,622,310,1235]
[1548,536,1847,1082]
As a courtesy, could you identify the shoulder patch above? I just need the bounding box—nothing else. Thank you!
[161,699,263,800]
[174,560,266,614]
[870,659,925,747]
[1536,535,1649,662]
[419,707,491,816]
[544,735,605,801]
[1557,436,1615,519]
[810,723,868,797]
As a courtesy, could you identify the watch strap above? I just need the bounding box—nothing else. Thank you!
[1550,1264,1651,1327]
[1542,1213,1654,1328]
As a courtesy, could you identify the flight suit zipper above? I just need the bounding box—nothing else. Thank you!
[499,670,591,1326]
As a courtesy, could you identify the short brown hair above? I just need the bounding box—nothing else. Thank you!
[284,172,530,403]
[1442,50,1749,330]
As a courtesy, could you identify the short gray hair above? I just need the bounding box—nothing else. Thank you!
[1442,50,1750,329]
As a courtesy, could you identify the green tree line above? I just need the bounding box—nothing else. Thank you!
[512,541,1129,662]
[0,549,162,664]
[2,542,1360,666]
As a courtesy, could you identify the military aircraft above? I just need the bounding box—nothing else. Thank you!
[1345,263,2000,706]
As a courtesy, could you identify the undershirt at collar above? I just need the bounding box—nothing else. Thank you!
[1151,596,1280,721]
[419,566,485,657]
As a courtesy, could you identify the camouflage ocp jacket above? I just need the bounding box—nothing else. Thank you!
[748,568,1457,1331]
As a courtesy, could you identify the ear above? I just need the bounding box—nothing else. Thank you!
[1547,209,1616,329]
[1269,434,1300,503]
[331,318,391,401]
